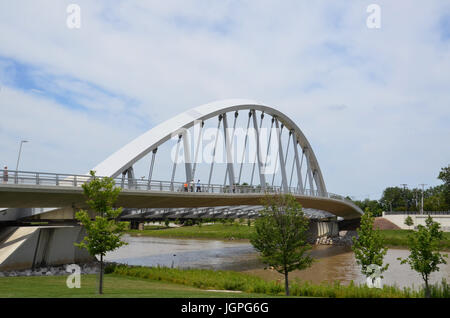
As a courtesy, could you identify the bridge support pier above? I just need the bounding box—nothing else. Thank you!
[129,220,145,230]
[306,218,339,243]
[0,225,95,271]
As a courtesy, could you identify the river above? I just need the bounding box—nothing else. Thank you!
[105,235,450,289]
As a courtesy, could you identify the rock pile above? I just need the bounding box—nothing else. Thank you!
[0,262,108,277]
[314,230,358,246]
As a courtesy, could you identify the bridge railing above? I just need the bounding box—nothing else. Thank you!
[0,169,358,208]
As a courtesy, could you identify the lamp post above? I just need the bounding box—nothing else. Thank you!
[419,184,427,214]
[15,140,29,172]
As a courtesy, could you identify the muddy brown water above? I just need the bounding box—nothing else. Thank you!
[105,235,449,289]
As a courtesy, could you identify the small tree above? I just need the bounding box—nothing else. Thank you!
[250,194,313,296]
[398,216,448,297]
[352,208,389,285]
[404,216,414,229]
[75,170,128,294]
[438,166,450,208]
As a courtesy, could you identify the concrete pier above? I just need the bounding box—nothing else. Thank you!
[0,226,95,271]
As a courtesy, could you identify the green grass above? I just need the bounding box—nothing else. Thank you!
[127,223,254,240]
[380,230,450,250]
[1,265,448,298]
[0,274,269,298]
[107,264,450,298]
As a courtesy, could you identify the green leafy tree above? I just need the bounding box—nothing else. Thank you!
[352,209,389,282]
[75,170,128,294]
[398,216,448,297]
[404,216,414,229]
[438,165,450,208]
[353,199,383,216]
[250,194,313,296]
[380,187,405,211]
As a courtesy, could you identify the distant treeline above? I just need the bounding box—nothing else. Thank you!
[349,166,450,216]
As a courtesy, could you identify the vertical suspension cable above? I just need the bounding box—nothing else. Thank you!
[303,149,310,194]
[305,148,315,194]
[171,135,182,191]
[298,149,305,193]
[223,111,238,186]
[280,130,292,188]
[238,111,252,185]
[191,121,204,181]
[250,111,264,186]
[264,117,275,189]
[207,115,223,191]
[289,153,295,190]
[271,124,283,186]
[147,148,157,189]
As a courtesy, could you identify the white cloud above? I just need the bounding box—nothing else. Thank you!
[0,0,449,198]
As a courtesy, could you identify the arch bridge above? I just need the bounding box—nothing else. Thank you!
[0,99,362,222]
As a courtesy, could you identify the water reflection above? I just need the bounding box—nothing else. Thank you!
[106,235,449,289]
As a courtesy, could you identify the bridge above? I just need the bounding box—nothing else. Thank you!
[0,99,362,270]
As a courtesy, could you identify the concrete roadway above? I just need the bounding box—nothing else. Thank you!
[0,184,362,220]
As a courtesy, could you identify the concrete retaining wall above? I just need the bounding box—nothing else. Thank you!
[382,212,450,231]
[0,226,95,271]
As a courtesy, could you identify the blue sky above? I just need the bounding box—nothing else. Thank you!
[0,0,449,200]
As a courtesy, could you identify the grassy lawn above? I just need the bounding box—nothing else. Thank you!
[127,223,254,240]
[1,265,448,298]
[0,274,270,298]
[380,230,450,250]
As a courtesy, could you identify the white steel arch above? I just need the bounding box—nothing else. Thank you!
[93,99,327,195]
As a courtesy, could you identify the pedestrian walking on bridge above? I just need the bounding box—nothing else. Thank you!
[2,166,8,184]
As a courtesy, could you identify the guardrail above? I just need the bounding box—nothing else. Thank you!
[0,169,358,208]
[383,211,450,215]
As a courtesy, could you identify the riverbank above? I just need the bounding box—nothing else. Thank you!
[126,224,450,249]
[381,230,450,250]
[127,224,253,240]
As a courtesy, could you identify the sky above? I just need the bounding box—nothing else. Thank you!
[0,0,449,200]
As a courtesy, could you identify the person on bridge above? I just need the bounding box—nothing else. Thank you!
[190,179,194,192]
[183,182,188,192]
[196,179,201,192]
[2,166,8,184]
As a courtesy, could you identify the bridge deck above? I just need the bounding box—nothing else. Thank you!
[0,184,361,219]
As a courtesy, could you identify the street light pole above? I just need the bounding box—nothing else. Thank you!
[419,183,427,214]
[15,140,29,172]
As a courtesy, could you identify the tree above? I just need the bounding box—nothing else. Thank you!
[398,216,448,297]
[250,194,313,296]
[75,170,128,294]
[380,187,405,211]
[404,216,414,229]
[438,165,450,208]
[353,199,383,216]
[352,209,389,285]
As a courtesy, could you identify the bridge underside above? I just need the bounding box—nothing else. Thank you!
[0,184,361,220]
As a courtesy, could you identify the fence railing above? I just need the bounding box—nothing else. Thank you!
[0,169,358,208]
[383,211,450,215]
